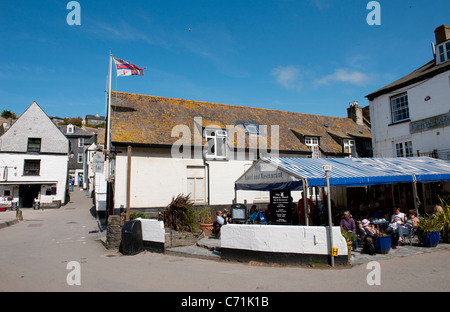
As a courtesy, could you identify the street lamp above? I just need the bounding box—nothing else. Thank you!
[323,165,334,267]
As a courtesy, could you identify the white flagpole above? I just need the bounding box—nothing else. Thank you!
[106,53,113,180]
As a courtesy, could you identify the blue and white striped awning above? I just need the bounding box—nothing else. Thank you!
[235,157,450,191]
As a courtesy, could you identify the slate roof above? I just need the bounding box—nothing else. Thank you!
[366,60,450,101]
[109,91,371,155]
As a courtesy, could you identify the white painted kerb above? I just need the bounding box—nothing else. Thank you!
[221,224,348,256]
[137,218,165,243]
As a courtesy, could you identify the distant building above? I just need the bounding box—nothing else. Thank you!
[57,124,96,187]
[104,91,372,215]
[85,114,106,126]
[0,102,69,207]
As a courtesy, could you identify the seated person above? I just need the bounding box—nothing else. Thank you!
[361,219,381,236]
[249,205,258,223]
[404,209,419,232]
[213,210,225,236]
[340,211,356,233]
[387,206,407,247]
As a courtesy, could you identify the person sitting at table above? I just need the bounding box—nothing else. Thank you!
[213,210,225,236]
[361,219,381,236]
[249,205,258,223]
[340,211,356,233]
[357,219,378,255]
[387,206,407,247]
[405,209,419,231]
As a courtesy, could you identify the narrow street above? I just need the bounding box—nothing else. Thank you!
[1,187,450,293]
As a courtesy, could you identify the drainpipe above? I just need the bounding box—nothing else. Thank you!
[202,151,210,206]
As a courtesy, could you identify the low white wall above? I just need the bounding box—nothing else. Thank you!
[221,224,348,256]
[138,218,165,243]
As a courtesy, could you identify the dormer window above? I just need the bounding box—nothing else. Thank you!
[204,128,227,159]
[436,41,450,65]
[67,124,74,134]
[235,121,261,135]
[305,137,320,158]
[343,139,356,158]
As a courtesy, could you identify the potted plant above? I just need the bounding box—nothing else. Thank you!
[438,196,450,243]
[418,214,442,247]
[341,229,357,260]
[199,205,214,236]
[374,231,391,254]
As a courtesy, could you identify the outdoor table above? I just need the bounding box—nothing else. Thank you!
[370,220,389,232]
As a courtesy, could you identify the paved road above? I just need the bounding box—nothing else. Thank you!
[1,187,450,293]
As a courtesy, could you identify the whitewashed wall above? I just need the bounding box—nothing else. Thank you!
[0,153,68,203]
[221,224,348,256]
[113,146,306,209]
[370,70,450,157]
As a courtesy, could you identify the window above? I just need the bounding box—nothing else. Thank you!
[395,143,404,157]
[405,141,413,157]
[187,166,205,203]
[67,125,74,134]
[436,41,450,65]
[305,137,320,158]
[390,93,410,123]
[78,138,84,147]
[24,160,40,176]
[204,128,227,159]
[27,138,41,153]
[343,139,356,157]
[395,141,413,157]
[77,153,84,164]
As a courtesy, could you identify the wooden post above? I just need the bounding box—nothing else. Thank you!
[126,146,132,221]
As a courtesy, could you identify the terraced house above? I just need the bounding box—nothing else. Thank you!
[0,102,69,208]
[105,91,372,215]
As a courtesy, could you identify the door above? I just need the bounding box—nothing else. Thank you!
[19,184,41,208]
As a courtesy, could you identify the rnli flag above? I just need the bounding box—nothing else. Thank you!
[113,57,145,77]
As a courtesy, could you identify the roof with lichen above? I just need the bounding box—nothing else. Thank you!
[108,91,371,155]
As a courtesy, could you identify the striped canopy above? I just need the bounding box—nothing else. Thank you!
[235,157,450,191]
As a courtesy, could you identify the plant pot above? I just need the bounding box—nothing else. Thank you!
[200,223,213,236]
[346,242,353,261]
[374,235,391,254]
[421,231,440,247]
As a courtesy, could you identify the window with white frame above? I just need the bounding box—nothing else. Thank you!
[187,166,205,203]
[305,137,320,158]
[390,93,410,123]
[395,141,413,157]
[343,139,356,157]
[436,41,450,65]
[77,153,83,164]
[67,124,74,134]
[395,142,404,157]
[78,138,85,147]
[204,128,227,159]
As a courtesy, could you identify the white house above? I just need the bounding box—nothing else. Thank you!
[366,24,450,212]
[0,102,69,208]
[367,24,450,160]
[105,91,372,216]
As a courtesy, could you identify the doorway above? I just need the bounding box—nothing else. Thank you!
[19,184,41,208]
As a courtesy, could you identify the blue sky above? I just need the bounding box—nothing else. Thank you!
[0,0,448,119]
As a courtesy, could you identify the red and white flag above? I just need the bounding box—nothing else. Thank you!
[113,57,145,77]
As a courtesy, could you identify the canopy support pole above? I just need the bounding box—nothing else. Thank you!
[412,174,419,217]
[303,179,309,226]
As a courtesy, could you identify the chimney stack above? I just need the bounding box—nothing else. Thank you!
[435,24,450,45]
[347,101,363,126]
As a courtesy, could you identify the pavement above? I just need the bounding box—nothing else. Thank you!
[2,191,450,267]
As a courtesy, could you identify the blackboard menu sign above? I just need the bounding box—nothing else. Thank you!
[270,190,291,225]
